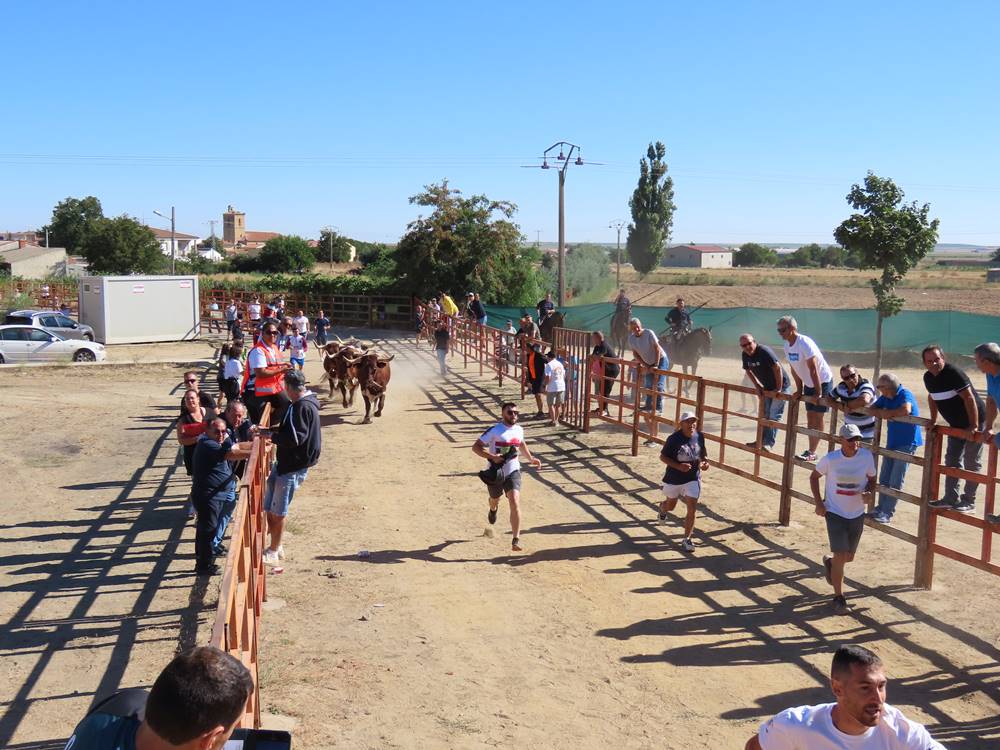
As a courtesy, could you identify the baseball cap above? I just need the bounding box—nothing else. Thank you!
[839,423,862,439]
[679,410,697,422]
[467,291,474,296]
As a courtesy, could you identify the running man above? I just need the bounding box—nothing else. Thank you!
[811,423,876,612]
[473,402,542,552]
[746,645,945,749]
[658,411,709,552]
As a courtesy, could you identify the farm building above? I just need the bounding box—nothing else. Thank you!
[661,244,733,268]
[0,243,69,278]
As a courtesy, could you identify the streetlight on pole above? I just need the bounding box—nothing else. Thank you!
[153,207,176,274]
[523,142,590,307]
[609,220,626,287]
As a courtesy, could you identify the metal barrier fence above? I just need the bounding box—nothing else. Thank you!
[209,404,274,729]
[421,304,1000,590]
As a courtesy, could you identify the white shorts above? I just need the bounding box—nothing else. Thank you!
[662,480,701,500]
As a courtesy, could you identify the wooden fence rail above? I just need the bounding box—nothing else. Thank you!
[209,404,273,729]
[418,303,1000,590]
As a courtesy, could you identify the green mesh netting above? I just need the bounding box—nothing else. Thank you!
[483,303,999,355]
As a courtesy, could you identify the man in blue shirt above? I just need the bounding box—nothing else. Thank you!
[64,646,253,750]
[974,342,1000,525]
[866,372,922,524]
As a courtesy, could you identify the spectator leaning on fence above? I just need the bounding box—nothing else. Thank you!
[439,290,459,317]
[777,315,834,462]
[923,345,984,514]
[261,369,322,567]
[64,646,254,750]
[191,418,251,576]
[745,644,945,750]
[830,364,877,440]
[973,342,1000,525]
[628,317,670,445]
[739,333,791,450]
[810,423,876,612]
[590,330,619,417]
[865,372,923,526]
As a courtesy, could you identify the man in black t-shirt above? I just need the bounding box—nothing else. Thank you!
[590,330,620,416]
[658,411,709,552]
[179,371,217,415]
[537,292,555,322]
[740,333,791,450]
[922,346,984,513]
[434,319,450,378]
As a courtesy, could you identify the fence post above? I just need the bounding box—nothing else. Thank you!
[583,355,594,433]
[914,426,940,589]
[519,337,526,401]
[497,330,504,388]
[778,397,799,526]
[630,365,642,456]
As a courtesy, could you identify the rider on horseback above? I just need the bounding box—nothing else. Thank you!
[666,297,693,342]
[614,288,631,314]
[537,291,556,324]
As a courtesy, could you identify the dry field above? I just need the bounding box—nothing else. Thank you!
[1,334,999,749]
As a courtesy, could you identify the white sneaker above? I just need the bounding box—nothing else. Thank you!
[681,538,695,552]
[277,545,285,560]
[262,548,280,566]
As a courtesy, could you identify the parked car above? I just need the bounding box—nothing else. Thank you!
[0,325,106,363]
[3,309,96,341]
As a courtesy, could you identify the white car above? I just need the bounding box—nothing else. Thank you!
[0,324,107,364]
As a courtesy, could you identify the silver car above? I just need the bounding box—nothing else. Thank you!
[0,325,106,363]
[4,309,96,341]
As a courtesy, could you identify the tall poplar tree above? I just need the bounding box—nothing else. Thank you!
[626,142,675,275]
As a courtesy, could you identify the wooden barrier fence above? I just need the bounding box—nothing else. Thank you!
[199,290,413,333]
[209,404,274,729]
[420,304,1000,590]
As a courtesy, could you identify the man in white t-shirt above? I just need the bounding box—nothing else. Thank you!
[472,402,542,552]
[746,644,944,750]
[543,349,567,427]
[293,309,310,337]
[811,423,876,612]
[778,315,834,461]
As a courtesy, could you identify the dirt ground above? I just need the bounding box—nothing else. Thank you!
[2,333,999,749]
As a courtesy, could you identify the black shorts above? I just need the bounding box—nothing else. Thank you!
[804,381,832,413]
[487,470,523,498]
[825,512,864,554]
[529,378,544,395]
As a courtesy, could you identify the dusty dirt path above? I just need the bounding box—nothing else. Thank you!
[259,334,1000,749]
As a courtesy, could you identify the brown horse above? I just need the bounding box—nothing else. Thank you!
[610,307,631,356]
[538,311,565,344]
[659,327,712,378]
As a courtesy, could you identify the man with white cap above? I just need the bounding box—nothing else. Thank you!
[658,410,709,552]
[810,423,876,612]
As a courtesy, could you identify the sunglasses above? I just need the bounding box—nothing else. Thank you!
[739,342,753,348]
[263,330,279,335]
[185,378,197,383]
[776,327,788,333]
[505,410,519,416]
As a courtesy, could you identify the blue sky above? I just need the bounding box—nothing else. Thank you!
[3,1,998,246]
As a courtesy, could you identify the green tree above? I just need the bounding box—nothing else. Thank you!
[564,243,611,299]
[394,180,544,305]
[317,229,353,264]
[81,216,165,274]
[991,247,1000,263]
[626,142,676,275]
[46,196,104,253]
[834,172,940,377]
[782,243,821,267]
[734,242,778,266]
[257,235,316,274]
[820,245,846,267]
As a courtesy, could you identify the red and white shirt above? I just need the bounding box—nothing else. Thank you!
[478,423,524,478]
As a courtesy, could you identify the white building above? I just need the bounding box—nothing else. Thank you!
[661,244,733,269]
[0,243,69,278]
[147,226,200,258]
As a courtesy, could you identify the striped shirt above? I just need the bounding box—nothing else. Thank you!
[831,377,877,438]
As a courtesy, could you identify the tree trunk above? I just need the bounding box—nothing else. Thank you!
[874,310,884,381]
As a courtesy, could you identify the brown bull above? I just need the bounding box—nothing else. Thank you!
[344,350,394,424]
[322,343,363,407]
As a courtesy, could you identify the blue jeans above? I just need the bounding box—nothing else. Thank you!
[477,316,487,326]
[263,465,309,517]
[875,445,917,518]
[436,348,448,376]
[212,486,238,549]
[642,355,670,413]
[762,382,792,448]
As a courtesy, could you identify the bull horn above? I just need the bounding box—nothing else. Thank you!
[333,334,344,343]
[377,353,395,362]
[344,355,362,364]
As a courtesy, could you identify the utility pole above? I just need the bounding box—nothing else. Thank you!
[531,142,586,307]
[154,207,176,273]
[609,220,626,287]
[324,225,339,270]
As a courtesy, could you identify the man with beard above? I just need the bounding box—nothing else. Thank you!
[746,645,944,749]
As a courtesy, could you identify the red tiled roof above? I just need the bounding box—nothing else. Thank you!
[244,231,281,243]
[147,226,199,240]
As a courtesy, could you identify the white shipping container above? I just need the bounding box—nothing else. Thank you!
[78,275,200,344]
